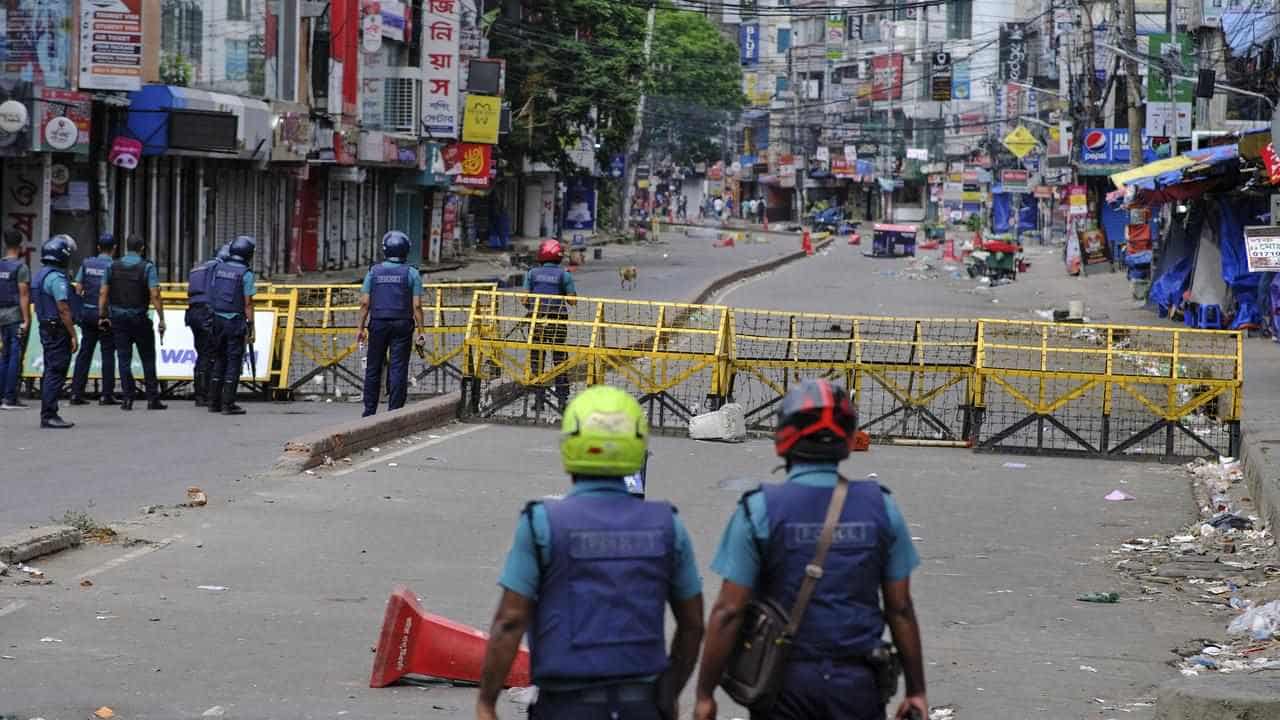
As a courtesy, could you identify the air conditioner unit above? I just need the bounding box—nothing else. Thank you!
[383,78,419,134]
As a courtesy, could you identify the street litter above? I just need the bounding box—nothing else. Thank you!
[17,564,44,578]
[94,708,115,719]
[1080,665,1098,672]
[0,561,7,575]
[38,637,62,643]
[388,463,399,468]
[1105,489,1136,501]
[201,706,226,718]
[186,487,208,507]
[1002,462,1027,469]
[1209,512,1254,530]
[197,585,228,592]
[688,403,746,442]
[1227,600,1280,641]
[508,686,539,705]
[929,708,955,720]
[1077,592,1120,603]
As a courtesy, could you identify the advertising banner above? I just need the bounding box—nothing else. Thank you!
[930,51,952,102]
[23,309,276,381]
[422,0,460,138]
[871,54,903,101]
[999,22,1027,82]
[77,0,141,90]
[1080,228,1109,266]
[4,0,72,88]
[563,176,595,231]
[461,93,500,144]
[1244,226,1280,272]
[740,24,759,65]
[453,142,491,189]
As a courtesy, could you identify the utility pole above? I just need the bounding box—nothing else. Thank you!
[1120,0,1144,168]
[621,1,657,230]
[791,48,803,222]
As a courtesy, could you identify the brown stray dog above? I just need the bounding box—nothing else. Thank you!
[619,265,638,290]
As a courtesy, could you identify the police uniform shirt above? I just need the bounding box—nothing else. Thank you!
[73,253,114,286]
[214,265,257,320]
[711,463,920,588]
[101,252,159,318]
[0,261,30,327]
[360,259,425,298]
[522,262,577,295]
[498,480,703,690]
[41,270,70,310]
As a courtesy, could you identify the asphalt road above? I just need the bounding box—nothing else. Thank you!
[0,424,1220,719]
[0,227,799,537]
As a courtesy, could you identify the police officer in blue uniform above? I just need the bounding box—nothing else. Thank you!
[355,231,424,417]
[695,379,928,720]
[69,233,118,405]
[32,235,79,429]
[0,230,32,411]
[185,243,229,406]
[524,239,576,402]
[477,385,705,720]
[97,233,166,411]
[206,235,256,415]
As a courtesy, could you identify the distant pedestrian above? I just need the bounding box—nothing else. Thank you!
[0,230,31,411]
[757,197,767,224]
[678,194,688,220]
[725,196,734,220]
[184,243,230,406]
[97,233,166,411]
[713,196,725,221]
[206,235,256,415]
[523,239,576,403]
[69,233,118,406]
[356,231,424,418]
[32,235,79,429]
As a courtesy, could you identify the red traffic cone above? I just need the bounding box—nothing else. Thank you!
[848,231,861,246]
[942,234,960,263]
[802,230,814,256]
[370,586,531,688]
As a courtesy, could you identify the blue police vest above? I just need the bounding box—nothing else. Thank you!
[527,265,568,315]
[0,257,21,307]
[187,260,216,305]
[368,263,413,320]
[33,266,66,323]
[530,494,674,683]
[210,262,249,314]
[758,479,890,658]
[77,256,112,321]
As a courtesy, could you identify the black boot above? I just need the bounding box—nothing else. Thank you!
[193,372,206,407]
[221,382,245,415]
[207,379,223,413]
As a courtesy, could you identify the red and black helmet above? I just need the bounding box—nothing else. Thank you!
[774,378,858,461]
[537,239,563,263]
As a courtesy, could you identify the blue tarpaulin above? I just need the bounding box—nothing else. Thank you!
[1147,211,1201,317]
[1218,198,1267,329]
[992,193,1012,234]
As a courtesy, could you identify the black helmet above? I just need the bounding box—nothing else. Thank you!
[774,378,857,462]
[216,243,232,262]
[382,230,410,261]
[98,233,116,250]
[230,235,255,263]
[41,234,77,266]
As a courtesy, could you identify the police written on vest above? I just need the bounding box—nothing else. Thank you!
[187,260,216,305]
[0,257,22,308]
[369,264,413,319]
[210,263,249,314]
[527,265,569,314]
[78,257,111,320]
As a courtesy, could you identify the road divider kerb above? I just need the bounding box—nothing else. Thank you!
[272,238,833,474]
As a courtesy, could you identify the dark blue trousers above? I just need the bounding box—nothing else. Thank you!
[0,321,22,403]
[185,304,213,391]
[210,314,247,385]
[752,659,886,720]
[529,684,661,720]
[71,317,116,398]
[112,314,159,402]
[39,322,71,421]
[362,317,413,417]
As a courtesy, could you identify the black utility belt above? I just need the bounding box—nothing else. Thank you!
[538,681,654,704]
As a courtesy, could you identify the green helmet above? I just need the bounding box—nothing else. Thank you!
[560,385,648,476]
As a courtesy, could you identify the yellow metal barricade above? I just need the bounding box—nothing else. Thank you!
[461,289,1244,460]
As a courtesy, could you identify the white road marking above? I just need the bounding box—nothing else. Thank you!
[332,424,491,477]
[0,601,27,617]
[75,535,183,581]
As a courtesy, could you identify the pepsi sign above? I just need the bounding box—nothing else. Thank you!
[1080,128,1159,164]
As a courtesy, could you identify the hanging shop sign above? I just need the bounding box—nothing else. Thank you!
[1245,225,1280,272]
[461,93,500,144]
[79,0,143,91]
[33,89,91,155]
[422,0,460,138]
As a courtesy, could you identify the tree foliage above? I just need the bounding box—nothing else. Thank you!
[643,8,745,165]
[489,0,647,175]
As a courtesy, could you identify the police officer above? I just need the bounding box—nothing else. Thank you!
[523,239,576,402]
[69,233,118,406]
[477,385,705,720]
[97,233,166,411]
[32,235,79,429]
[695,379,927,720]
[355,231,424,417]
[186,243,229,406]
[0,230,31,411]
[206,235,256,415]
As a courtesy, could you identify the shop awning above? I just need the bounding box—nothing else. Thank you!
[126,85,272,159]
[1107,144,1240,206]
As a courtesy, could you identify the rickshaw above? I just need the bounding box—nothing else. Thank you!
[965,233,1022,281]
[868,223,919,257]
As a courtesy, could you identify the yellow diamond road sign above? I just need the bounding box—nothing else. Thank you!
[1003,125,1039,159]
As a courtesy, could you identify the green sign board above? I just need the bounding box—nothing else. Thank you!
[1146,33,1194,104]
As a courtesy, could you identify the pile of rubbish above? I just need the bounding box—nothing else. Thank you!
[1110,457,1280,676]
